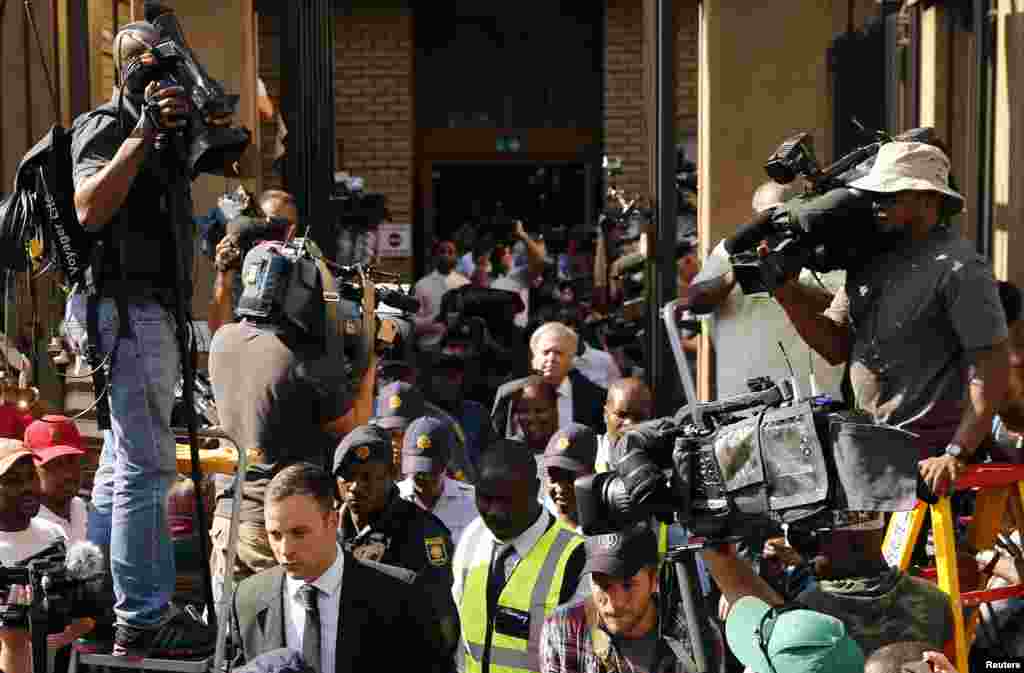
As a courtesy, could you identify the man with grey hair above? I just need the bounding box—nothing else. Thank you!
[688,181,846,400]
[491,322,607,437]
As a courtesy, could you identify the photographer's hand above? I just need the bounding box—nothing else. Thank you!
[918,455,966,498]
[214,234,242,273]
[142,81,191,132]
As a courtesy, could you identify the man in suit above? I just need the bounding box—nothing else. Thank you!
[231,462,451,673]
[492,322,607,437]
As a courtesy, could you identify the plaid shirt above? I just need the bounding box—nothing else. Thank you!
[539,598,724,673]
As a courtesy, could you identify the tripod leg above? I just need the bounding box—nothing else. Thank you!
[673,557,709,673]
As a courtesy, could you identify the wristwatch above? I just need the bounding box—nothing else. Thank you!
[945,443,964,459]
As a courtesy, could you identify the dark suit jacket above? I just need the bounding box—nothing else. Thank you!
[491,369,608,438]
[232,551,451,673]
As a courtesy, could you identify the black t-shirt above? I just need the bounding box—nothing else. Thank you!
[70,98,193,295]
[210,321,351,521]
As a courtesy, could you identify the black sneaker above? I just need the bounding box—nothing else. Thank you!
[112,606,216,661]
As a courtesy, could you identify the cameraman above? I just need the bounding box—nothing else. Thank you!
[63,22,214,658]
[209,242,370,603]
[208,190,299,335]
[772,141,1009,496]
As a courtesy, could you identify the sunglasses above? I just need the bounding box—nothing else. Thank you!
[754,605,800,673]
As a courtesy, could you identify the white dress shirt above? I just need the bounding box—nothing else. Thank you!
[556,378,573,430]
[284,544,344,673]
[573,344,622,389]
[36,497,88,543]
[594,434,612,472]
[413,270,470,348]
[398,476,479,546]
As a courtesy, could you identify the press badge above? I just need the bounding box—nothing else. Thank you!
[494,606,530,640]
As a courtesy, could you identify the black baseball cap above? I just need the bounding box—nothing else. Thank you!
[401,417,452,474]
[374,381,426,431]
[543,423,597,474]
[333,425,392,477]
[582,525,659,579]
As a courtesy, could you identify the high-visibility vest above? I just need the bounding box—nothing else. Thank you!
[455,520,583,673]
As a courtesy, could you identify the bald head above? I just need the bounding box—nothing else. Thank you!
[605,377,654,443]
[479,439,538,486]
[475,439,542,540]
[751,180,801,214]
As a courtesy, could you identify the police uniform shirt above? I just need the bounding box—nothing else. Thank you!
[339,486,454,574]
[284,543,344,673]
[398,475,478,546]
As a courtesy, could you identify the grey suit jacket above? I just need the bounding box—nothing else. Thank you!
[231,552,451,673]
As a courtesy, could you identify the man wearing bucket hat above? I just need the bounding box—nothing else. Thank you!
[773,140,1009,497]
[725,596,865,673]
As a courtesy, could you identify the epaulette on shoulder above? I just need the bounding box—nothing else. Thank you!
[353,557,417,585]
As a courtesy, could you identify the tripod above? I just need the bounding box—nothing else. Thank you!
[160,135,217,635]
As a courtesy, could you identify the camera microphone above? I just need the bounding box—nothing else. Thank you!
[64,541,105,583]
[723,208,777,255]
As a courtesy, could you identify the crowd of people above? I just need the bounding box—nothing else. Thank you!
[0,19,1023,673]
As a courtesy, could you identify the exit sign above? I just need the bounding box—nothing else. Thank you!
[496,135,523,153]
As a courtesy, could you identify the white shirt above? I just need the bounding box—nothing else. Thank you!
[692,240,846,400]
[36,497,88,543]
[284,544,345,673]
[574,344,622,389]
[398,476,478,546]
[594,434,611,472]
[491,265,530,328]
[414,270,470,348]
[556,378,573,430]
[0,517,66,564]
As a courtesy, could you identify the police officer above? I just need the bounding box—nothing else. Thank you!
[398,417,478,546]
[375,380,477,482]
[332,425,460,655]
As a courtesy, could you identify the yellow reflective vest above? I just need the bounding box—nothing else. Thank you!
[455,518,583,673]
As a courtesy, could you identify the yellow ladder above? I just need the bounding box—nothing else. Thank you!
[881,464,1024,673]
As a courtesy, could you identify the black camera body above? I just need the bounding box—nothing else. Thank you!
[0,540,110,635]
[127,5,251,177]
[575,378,921,542]
[728,126,946,294]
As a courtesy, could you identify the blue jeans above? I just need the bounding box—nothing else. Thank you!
[64,295,179,628]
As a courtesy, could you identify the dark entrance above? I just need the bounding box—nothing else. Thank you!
[430,162,588,252]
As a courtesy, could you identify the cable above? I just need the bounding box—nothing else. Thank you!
[23,1,59,121]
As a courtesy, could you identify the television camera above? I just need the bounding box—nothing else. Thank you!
[130,3,251,177]
[0,540,111,673]
[726,125,944,294]
[575,298,922,543]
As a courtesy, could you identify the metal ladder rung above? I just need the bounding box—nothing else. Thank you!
[69,651,211,672]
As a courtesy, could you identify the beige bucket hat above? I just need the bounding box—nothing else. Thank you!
[848,141,965,215]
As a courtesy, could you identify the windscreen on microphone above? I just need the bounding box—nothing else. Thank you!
[65,541,106,582]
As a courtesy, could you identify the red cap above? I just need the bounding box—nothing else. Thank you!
[24,415,85,465]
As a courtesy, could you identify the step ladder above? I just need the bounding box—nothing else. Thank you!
[66,651,211,673]
[881,464,1024,673]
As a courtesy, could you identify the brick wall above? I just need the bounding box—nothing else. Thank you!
[676,1,700,138]
[605,0,700,200]
[334,16,415,228]
[605,0,649,199]
[258,12,415,273]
